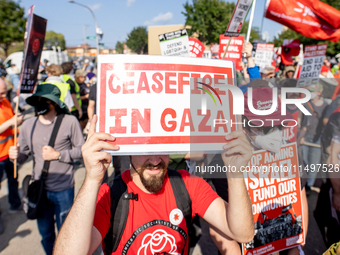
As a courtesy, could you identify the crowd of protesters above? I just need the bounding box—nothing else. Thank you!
[0,42,339,255]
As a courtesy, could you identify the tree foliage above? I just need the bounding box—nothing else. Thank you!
[0,0,26,56]
[44,30,66,50]
[115,41,124,54]
[126,26,148,54]
[183,0,261,44]
[272,0,340,56]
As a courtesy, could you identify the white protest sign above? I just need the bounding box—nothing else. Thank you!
[97,55,236,155]
[297,44,327,87]
[225,0,253,37]
[159,29,190,57]
[254,43,274,68]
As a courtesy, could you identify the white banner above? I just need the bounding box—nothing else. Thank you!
[297,44,327,87]
[254,43,274,68]
[97,55,237,155]
[159,29,190,57]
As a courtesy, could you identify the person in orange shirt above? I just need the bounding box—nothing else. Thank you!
[0,78,23,234]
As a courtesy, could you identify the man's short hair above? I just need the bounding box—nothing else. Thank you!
[61,62,73,74]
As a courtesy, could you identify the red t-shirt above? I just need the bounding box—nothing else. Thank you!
[93,170,219,255]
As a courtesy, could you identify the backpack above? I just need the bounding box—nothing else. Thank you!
[103,169,193,255]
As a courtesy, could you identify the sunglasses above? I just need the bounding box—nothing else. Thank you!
[256,125,283,135]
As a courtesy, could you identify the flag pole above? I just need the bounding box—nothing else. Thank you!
[246,0,257,43]
[13,89,20,178]
[222,37,233,60]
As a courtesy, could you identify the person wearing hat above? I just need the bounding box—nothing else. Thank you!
[61,62,83,120]
[9,83,84,255]
[284,65,295,79]
[297,84,328,194]
[82,59,93,73]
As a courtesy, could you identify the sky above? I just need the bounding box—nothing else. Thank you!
[18,0,284,49]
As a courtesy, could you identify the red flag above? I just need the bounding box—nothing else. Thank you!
[307,0,340,29]
[265,0,340,42]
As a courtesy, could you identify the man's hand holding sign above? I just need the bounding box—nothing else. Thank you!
[54,55,254,255]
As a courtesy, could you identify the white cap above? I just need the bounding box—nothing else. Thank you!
[84,59,89,63]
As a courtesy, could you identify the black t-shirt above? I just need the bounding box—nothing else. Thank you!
[89,83,97,114]
[79,83,90,111]
[66,78,77,94]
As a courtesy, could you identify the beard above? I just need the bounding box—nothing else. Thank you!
[132,159,167,193]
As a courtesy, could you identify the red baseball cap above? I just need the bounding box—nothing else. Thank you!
[244,86,293,127]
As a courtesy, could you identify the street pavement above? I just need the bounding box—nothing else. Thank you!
[0,159,328,255]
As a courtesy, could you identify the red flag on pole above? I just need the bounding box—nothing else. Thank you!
[265,0,340,42]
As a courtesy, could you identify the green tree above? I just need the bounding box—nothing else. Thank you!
[44,30,66,50]
[0,0,26,56]
[115,41,124,54]
[272,0,340,56]
[240,21,261,43]
[126,26,148,54]
[183,0,260,44]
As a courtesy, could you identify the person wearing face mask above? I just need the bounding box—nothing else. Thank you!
[297,84,328,195]
[8,83,84,255]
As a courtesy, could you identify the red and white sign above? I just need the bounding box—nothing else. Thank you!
[281,110,299,143]
[265,0,340,42]
[242,143,305,255]
[189,38,205,58]
[297,44,327,87]
[97,55,237,155]
[219,35,244,70]
[254,43,274,68]
[225,0,253,37]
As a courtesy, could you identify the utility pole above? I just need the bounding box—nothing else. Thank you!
[83,25,87,57]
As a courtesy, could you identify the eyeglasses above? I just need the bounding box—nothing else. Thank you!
[256,125,283,135]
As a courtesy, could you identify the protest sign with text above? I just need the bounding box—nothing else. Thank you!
[225,0,253,37]
[242,143,305,255]
[189,37,205,58]
[281,109,299,143]
[20,7,47,93]
[159,29,190,57]
[254,43,274,68]
[97,55,236,155]
[297,44,327,87]
[219,35,244,70]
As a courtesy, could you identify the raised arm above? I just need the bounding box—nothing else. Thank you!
[203,130,254,243]
[53,115,119,255]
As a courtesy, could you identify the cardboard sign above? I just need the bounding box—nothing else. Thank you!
[219,35,244,70]
[242,143,305,255]
[254,43,274,68]
[97,55,237,155]
[297,44,327,87]
[189,38,205,58]
[225,0,253,37]
[20,6,47,93]
[159,29,190,57]
[281,109,299,143]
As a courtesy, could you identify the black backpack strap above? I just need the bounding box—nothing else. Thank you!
[167,169,192,245]
[41,114,65,179]
[104,169,191,254]
[104,175,138,254]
